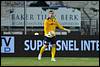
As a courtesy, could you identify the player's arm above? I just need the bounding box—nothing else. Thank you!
[56,20,71,33]
[44,19,48,35]
[44,20,53,38]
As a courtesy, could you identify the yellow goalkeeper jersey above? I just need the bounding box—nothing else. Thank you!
[44,17,65,36]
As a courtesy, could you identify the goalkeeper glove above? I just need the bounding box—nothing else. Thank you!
[45,33,53,38]
[64,28,71,33]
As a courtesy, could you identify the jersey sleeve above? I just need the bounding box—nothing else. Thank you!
[44,19,48,34]
[56,20,65,30]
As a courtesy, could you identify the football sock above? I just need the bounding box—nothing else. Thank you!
[51,46,56,58]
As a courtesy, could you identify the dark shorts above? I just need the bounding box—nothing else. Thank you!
[44,36,56,45]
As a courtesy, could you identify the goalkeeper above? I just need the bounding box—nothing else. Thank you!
[38,10,71,61]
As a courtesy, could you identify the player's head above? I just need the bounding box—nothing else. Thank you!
[48,10,54,18]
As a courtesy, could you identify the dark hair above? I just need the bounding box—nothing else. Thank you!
[49,10,54,13]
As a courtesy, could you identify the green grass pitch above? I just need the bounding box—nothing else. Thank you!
[1,57,99,66]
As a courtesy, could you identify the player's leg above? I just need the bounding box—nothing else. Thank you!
[39,45,47,56]
[51,36,56,61]
[38,36,50,60]
[51,44,56,61]
[38,44,47,60]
